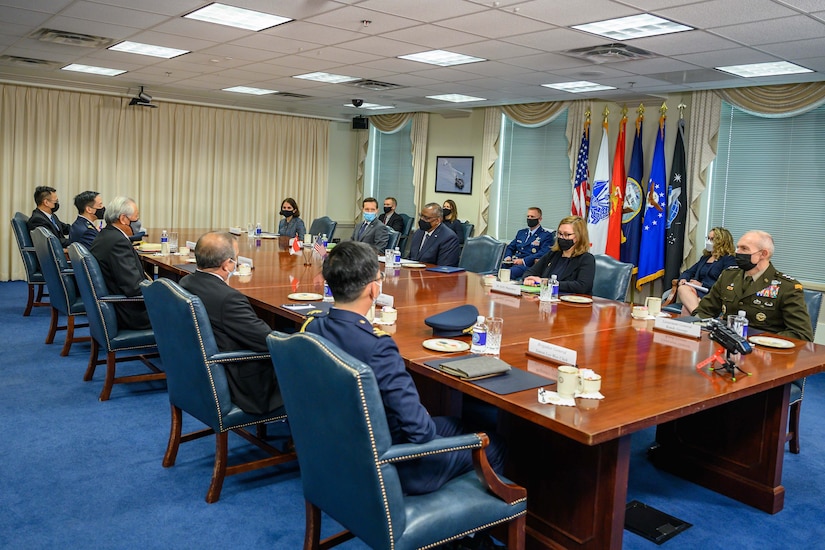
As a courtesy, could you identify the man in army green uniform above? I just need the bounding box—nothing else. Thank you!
[693,230,813,342]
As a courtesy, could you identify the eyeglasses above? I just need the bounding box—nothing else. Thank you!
[558,232,575,239]
[420,214,435,222]
[374,272,385,282]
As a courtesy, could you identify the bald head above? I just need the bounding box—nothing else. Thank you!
[194,232,238,270]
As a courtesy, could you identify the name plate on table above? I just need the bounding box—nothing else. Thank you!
[527,338,577,366]
[653,317,701,339]
[186,240,197,250]
[491,281,522,296]
[376,293,394,307]
[238,255,253,268]
[229,227,243,235]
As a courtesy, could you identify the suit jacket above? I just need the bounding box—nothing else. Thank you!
[351,218,390,252]
[694,263,813,341]
[407,223,460,266]
[179,271,282,414]
[679,254,737,293]
[443,219,465,245]
[379,211,405,233]
[69,216,99,247]
[504,226,555,268]
[523,250,595,294]
[88,225,151,330]
[28,208,71,247]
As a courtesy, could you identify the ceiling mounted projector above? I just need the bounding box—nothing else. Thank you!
[129,86,157,108]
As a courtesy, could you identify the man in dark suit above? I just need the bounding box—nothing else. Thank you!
[378,196,405,232]
[89,197,152,330]
[179,232,282,415]
[69,190,105,247]
[302,241,504,495]
[27,186,71,247]
[351,197,389,253]
[407,203,460,266]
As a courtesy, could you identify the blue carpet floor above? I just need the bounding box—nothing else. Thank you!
[1,280,823,549]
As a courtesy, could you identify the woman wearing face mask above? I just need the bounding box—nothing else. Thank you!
[441,199,465,245]
[522,215,595,294]
[675,226,736,315]
[277,197,306,240]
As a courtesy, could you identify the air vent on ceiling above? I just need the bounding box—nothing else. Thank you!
[349,79,403,91]
[0,55,62,69]
[273,92,311,99]
[29,28,115,48]
[563,43,656,64]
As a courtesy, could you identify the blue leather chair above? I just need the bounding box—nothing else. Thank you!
[10,212,49,316]
[787,289,822,454]
[143,278,295,503]
[31,227,90,356]
[266,331,527,550]
[67,243,164,401]
[592,254,634,302]
[397,213,414,256]
[385,227,401,251]
[308,216,337,241]
[459,235,506,275]
[461,221,475,244]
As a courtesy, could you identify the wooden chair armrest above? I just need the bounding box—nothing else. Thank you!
[663,278,680,306]
[471,433,526,504]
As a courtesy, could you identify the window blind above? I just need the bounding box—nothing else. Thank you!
[365,122,415,216]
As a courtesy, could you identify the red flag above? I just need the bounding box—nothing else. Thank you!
[605,115,627,259]
[291,236,301,254]
[289,275,300,293]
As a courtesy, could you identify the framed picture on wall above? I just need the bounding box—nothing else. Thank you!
[435,156,473,194]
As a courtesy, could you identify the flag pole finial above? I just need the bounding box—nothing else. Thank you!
[660,102,667,115]
[602,106,609,123]
[638,103,645,115]
[621,105,628,117]
[678,103,686,119]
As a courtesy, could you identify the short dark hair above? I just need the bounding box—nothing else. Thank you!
[363,197,378,207]
[194,232,237,269]
[384,197,397,207]
[281,197,300,218]
[528,206,542,217]
[322,241,378,304]
[34,186,56,206]
[74,191,99,214]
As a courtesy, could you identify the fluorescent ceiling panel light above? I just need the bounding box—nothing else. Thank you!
[398,50,485,66]
[184,3,292,31]
[344,102,393,110]
[542,81,616,93]
[223,86,277,95]
[109,41,189,59]
[61,63,126,76]
[573,14,692,40]
[294,72,359,84]
[426,94,486,103]
[715,61,813,78]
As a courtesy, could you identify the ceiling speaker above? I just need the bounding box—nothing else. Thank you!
[352,116,369,130]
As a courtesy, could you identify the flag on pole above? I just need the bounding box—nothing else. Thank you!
[636,115,667,290]
[620,113,645,268]
[313,239,327,258]
[605,115,627,259]
[290,236,302,255]
[587,120,610,254]
[664,118,687,284]
[571,117,590,217]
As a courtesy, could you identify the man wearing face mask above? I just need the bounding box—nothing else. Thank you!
[693,230,813,341]
[351,197,389,253]
[407,203,460,266]
[89,197,152,330]
[302,241,505,495]
[378,197,404,232]
[27,186,71,247]
[502,207,555,280]
[69,191,105,247]
[179,232,282,415]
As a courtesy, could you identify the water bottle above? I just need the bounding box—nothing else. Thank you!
[470,315,487,354]
[550,274,559,301]
[730,310,749,338]
[255,222,262,237]
[160,229,169,256]
[394,247,401,265]
[323,280,334,303]
[321,233,328,248]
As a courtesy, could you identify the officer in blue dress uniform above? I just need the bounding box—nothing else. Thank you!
[301,240,505,495]
[69,190,105,247]
[502,207,555,279]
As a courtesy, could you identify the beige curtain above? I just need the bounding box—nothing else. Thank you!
[717,82,825,117]
[354,128,369,223]
[502,102,568,126]
[1,84,329,281]
[477,107,502,235]
[370,113,413,133]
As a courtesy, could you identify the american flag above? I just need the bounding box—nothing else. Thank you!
[572,119,590,217]
[313,239,326,258]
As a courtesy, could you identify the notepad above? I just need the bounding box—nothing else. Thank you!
[438,356,511,380]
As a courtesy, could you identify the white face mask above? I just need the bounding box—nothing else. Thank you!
[705,239,714,252]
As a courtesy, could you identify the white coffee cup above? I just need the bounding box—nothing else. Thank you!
[498,268,511,283]
[237,263,252,276]
[631,305,648,319]
[381,306,397,324]
[557,365,580,398]
[580,374,601,395]
[645,296,662,316]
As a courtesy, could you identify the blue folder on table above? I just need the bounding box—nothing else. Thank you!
[426,266,465,274]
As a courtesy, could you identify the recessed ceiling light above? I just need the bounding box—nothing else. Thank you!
[109,41,189,59]
[426,94,486,103]
[223,86,277,95]
[715,61,813,78]
[294,72,359,84]
[398,50,485,67]
[573,14,692,41]
[344,102,393,110]
[61,63,126,76]
[184,3,292,32]
[542,81,616,93]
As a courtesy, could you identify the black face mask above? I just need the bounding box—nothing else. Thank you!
[442,208,452,219]
[51,201,60,213]
[558,237,574,251]
[526,218,539,228]
[418,219,432,231]
[280,209,293,217]
[383,206,392,214]
[735,252,758,271]
[95,207,106,220]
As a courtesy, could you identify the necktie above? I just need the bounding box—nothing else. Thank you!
[358,222,368,239]
[420,232,429,251]
[50,215,60,231]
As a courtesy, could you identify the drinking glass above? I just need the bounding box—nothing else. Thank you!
[485,317,503,356]
[168,232,179,253]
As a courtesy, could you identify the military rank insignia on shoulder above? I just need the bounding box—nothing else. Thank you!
[372,327,390,337]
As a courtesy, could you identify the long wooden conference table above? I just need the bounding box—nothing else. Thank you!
[142,232,825,550]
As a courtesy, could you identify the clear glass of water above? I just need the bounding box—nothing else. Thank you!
[168,232,179,253]
[485,317,503,355]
